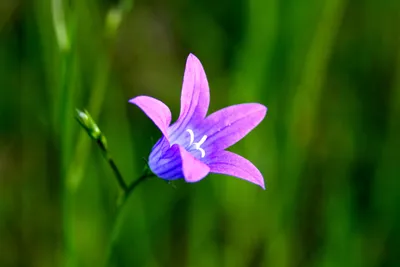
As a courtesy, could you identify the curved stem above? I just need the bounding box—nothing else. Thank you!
[126,172,154,196]
[117,168,155,207]
[76,109,155,266]
[105,152,128,192]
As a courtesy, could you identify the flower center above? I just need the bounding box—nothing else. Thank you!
[186,129,207,158]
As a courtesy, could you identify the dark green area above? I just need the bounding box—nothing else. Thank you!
[1,0,399,266]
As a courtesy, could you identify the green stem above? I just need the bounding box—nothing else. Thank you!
[94,137,153,197]
[125,171,154,197]
[75,109,153,198]
[107,156,128,192]
[76,108,155,266]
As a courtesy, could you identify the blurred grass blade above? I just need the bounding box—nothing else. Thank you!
[52,0,70,51]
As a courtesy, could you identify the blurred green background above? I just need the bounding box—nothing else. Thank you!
[1,0,400,266]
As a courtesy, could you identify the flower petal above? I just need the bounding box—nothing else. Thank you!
[205,150,265,189]
[172,54,210,134]
[149,143,183,180]
[178,146,210,182]
[201,103,267,152]
[129,96,171,139]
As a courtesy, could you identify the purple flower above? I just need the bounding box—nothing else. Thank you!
[129,54,267,189]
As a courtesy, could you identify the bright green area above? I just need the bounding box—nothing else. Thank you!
[1,0,399,266]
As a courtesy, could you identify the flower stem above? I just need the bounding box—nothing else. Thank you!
[126,169,153,196]
[116,167,154,206]
[76,109,156,266]
[104,148,128,192]
[75,109,154,197]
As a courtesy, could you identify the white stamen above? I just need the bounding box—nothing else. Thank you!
[193,135,207,149]
[186,129,194,145]
[185,129,207,158]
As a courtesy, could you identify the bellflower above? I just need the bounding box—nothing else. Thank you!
[129,54,267,189]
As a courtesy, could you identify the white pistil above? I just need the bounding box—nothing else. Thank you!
[185,129,207,158]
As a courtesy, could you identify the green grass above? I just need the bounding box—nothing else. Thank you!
[1,0,400,266]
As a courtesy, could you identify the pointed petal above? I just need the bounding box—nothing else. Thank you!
[178,146,210,182]
[176,54,210,127]
[205,150,265,189]
[201,103,267,152]
[129,96,171,139]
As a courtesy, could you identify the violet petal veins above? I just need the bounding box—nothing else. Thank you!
[129,53,267,189]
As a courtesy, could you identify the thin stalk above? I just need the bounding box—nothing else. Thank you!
[76,109,155,267]
[76,109,153,197]
[75,109,154,197]
[94,136,128,192]
[106,155,128,192]
[125,172,153,197]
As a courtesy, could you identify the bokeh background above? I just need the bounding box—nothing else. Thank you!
[1,0,400,266]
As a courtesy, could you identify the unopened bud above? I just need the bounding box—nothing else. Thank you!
[75,109,107,150]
